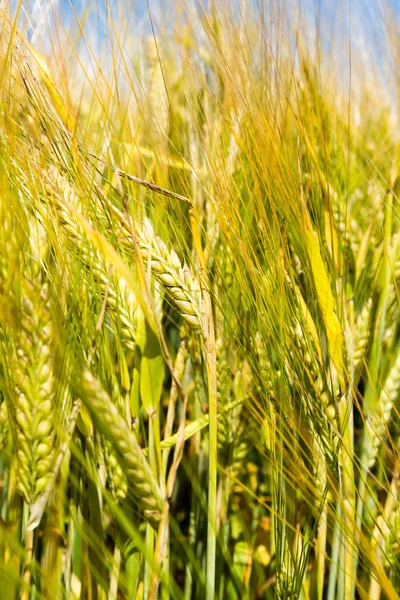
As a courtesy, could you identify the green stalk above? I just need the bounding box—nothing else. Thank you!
[64,502,77,600]
[152,410,164,497]
[177,197,217,599]
[205,346,218,600]
[40,494,64,599]
[21,526,34,600]
[63,450,81,599]
[184,375,203,600]
[338,541,345,600]
[108,542,122,600]
[148,402,171,600]
[144,421,157,600]
[144,524,155,599]
[337,392,355,600]
[183,502,196,600]
[327,501,341,600]
[316,499,328,600]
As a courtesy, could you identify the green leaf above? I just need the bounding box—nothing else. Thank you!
[143,398,244,455]
[138,310,164,416]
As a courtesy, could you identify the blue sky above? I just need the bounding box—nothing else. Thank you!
[9,0,400,118]
[14,0,400,86]
[18,0,399,45]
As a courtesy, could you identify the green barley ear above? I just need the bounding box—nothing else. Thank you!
[78,369,163,528]
[5,276,59,503]
[384,505,400,586]
[136,218,202,330]
[275,543,296,599]
[287,319,338,461]
[43,167,138,350]
[44,167,201,333]
[103,440,128,503]
[0,396,8,452]
[353,298,373,372]
[364,346,400,470]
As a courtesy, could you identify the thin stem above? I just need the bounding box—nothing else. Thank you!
[326,501,341,600]
[21,527,34,600]
[337,392,355,600]
[108,543,122,600]
[316,498,328,600]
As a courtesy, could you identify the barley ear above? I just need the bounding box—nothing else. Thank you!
[136,218,202,330]
[78,369,163,528]
[12,279,58,504]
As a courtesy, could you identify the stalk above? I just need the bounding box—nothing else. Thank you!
[184,369,203,600]
[108,543,122,600]
[316,495,328,600]
[21,527,34,600]
[183,503,196,600]
[144,420,156,600]
[326,501,341,600]
[147,181,217,597]
[188,206,218,600]
[337,392,355,600]
[40,486,64,599]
